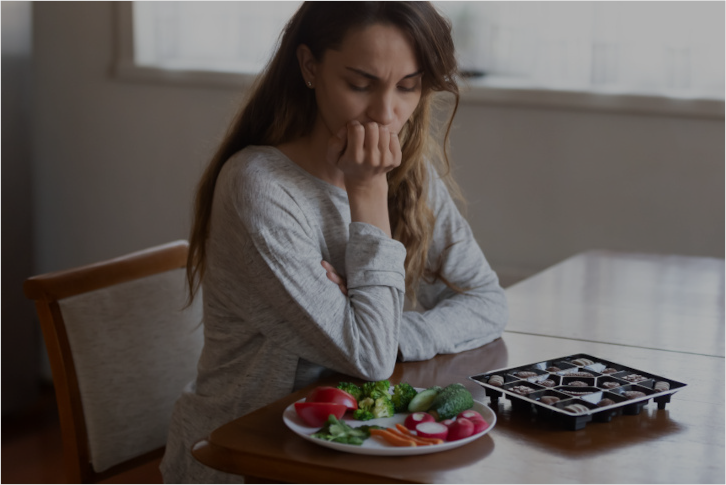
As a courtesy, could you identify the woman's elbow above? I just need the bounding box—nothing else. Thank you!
[356,351,397,382]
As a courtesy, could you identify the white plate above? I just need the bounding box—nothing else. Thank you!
[282,396,496,456]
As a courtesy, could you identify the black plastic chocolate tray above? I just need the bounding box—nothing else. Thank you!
[469,353,687,431]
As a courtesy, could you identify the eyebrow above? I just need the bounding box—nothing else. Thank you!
[345,67,423,81]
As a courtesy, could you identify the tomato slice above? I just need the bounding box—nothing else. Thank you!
[305,386,358,411]
[294,402,347,427]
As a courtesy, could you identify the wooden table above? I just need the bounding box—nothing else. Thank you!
[192,251,725,483]
[506,250,724,357]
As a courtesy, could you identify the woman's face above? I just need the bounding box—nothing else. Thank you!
[300,23,423,137]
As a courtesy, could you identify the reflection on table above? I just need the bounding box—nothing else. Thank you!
[506,250,725,357]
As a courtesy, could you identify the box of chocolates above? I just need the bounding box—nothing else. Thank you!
[469,353,687,430]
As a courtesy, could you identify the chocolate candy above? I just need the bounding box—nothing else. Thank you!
[564,403,590,413]
[514,371,538,378]
[545,366,561,372]
[597,398,615,407]
[569,381,588,387]
[568,372,594,377]
[601,381,621,389]
[623,390,646,399]
[654,381,670,392]
[510,385,537,395]
[489,375,504,387]
[622,374,647,383]
[540,396,561,405]
[571,358,594,366]
[602,368,618,374]
[562,389,592,396]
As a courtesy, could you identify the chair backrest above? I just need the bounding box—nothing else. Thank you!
[23,240,204,483]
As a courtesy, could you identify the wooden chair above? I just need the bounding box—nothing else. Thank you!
[23,240,204,483]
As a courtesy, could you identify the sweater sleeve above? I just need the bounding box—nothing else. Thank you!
[231,175,406,382]
[397,173,508,362]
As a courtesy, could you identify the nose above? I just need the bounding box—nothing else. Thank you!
[367,91,395,127]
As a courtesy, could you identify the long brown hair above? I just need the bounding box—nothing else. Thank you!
[187,2,463,303]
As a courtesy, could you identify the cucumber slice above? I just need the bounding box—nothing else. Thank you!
[407,387,441,413]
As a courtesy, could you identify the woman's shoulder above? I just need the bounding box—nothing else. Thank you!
[225,145,291,181]
[218,146,301,196]
[215,145,317,228]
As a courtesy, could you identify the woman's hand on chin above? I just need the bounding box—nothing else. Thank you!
[326,121,401,191]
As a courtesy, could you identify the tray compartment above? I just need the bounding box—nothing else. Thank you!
[529,389,572,418]
[530,360,578,373]
[596,375,629,390]
[557,385,601,397]
[551,399,597,430]
[506,367,549,380]
[561,375,596,387]
[581,391,629,422]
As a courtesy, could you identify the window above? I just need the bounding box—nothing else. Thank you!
[118,2,724,116]
[436,2,724,100]
[132,2,301,74]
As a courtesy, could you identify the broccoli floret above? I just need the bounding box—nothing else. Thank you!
[367,389,388,400]
[391,382,418,413]
[362,380,391,399]
[358,397,375,412]
[352,409,374,421]
[372,397,395,419]
[336,382,363,401]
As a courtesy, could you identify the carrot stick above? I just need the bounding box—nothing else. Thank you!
[370,428,417,447]
[394,424,444,445]
[390,427,436,446]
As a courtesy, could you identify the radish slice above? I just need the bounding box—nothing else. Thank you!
[441,418,455,427]
[415,421,449,440]
[456,410,488,433]
[404,412,434,430]
[447,418,475,441]
[457,410,484,422]
[471,419,489,434]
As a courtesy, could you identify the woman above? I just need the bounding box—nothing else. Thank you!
[161,2,507,482]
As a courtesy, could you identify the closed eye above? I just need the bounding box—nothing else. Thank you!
[349,83,370,92]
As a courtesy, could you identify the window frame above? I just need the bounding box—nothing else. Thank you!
[113,3,724,120]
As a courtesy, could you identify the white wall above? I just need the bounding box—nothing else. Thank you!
[451,102,724,280]
[31,2,724,288]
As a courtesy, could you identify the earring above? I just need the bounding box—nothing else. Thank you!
[306,81,313,88]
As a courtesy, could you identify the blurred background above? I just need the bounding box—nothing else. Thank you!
[2,1,723,479]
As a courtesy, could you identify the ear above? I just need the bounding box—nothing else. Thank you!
[297,44,317,87]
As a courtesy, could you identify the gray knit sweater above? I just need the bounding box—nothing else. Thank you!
[160,146,507,483]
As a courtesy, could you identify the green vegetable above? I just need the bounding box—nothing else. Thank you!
[352,409,374,421]
[358,397,375,413]
[372,396,395,419]
[407,386,442,413]
[391,382,418,413]
[428,383,474,421]
[362,380,391,399]
[336,382,363,401]
[311,415,382,445]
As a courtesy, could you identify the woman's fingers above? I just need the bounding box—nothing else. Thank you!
[326,125,348,167]
[378,125,391,167]
[389,132,402,169]
[333,121,402,184]
[346,121,365,163]
[321,260,348,296]
[363,122,380,162]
